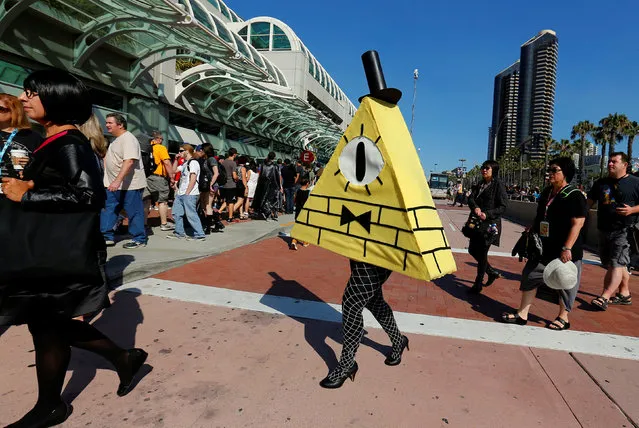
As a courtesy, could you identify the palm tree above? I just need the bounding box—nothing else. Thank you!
[592,127,607,177]
[600,113,630,157]
[550,139,574,157]
[624,120,639,172]
[571,120,595,184]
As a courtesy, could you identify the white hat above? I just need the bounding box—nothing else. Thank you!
[543,259,579,290]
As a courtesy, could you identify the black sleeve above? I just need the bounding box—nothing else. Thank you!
[467,184,478,210]
[569,192,588,219]
[484,181,508,220]
[21,141,105,212]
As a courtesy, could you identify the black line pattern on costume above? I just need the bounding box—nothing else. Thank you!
[364,240,367,257]
[374,136,381,145]
[347,222,351,235]
[394,229,400,246]
[344,182,350,192]
[311,194,437,213]
[360,123,364,136]
[365,185,371,196]
[413,210,419,228]
[327,198,330,214]
[377,177,383,185]
[306,209,310,224]
[377,207,382,223]
[343,135,349,143]
[295,221,452,271]
[440,230,448,248]
[334,169,341,176]
[432,253,441,273]
[403,252,408,270]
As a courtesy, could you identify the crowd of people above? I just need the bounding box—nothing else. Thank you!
[75,112,322,246]
[463,153,639,331]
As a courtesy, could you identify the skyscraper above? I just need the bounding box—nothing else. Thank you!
[488,30,558,162]
[516,30,559,160]
[489,60,520,160]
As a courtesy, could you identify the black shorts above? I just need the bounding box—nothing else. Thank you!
[236,182,246,198]
[220,187,236,204]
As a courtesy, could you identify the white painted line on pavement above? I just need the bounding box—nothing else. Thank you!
[450,247,601,265]
[448,223,456,232]
[120,278,639,361]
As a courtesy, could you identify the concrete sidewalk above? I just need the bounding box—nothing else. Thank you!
[105,214,295,286]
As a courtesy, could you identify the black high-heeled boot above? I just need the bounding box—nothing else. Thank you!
[385,335,410,366]
[319,362,358,389]
[117,348,148,397]
[5,401,73,428]
[203,216,212,235]
[485,270,502,287]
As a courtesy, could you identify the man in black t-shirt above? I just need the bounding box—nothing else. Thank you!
[587,152,639,310]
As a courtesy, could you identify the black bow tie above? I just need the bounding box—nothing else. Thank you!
[340,206,372,233]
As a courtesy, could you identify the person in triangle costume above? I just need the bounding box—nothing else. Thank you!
[291,51,456,388]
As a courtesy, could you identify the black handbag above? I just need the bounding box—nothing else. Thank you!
[461,213,482,238]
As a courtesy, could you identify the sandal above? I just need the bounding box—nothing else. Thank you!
[609,293,632,305]
[547,317,570,331]
[500,312,528,325]
[289,243,298,251]
[591,296,609,311]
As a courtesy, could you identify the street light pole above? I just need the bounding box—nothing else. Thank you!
[410,69,419,136]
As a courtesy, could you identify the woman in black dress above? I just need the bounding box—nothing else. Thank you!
[1,69,147,428]
[466,160,508,294]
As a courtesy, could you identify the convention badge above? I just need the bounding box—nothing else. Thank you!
[539,221,550,238]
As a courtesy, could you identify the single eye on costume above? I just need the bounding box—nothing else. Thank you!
[335,124,384,195]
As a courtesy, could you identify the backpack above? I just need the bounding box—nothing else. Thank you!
[141,145,157,177]
[197,158,212,192]
[215,160,227,185]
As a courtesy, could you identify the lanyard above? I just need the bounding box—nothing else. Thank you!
[33,130,69,154]
[0,129,19,175]
[544,185,567,219]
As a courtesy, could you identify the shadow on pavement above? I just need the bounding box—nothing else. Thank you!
[62,288,151,403]
[433,274,549,326]
[105,254,136,289]
[260,272,391,370]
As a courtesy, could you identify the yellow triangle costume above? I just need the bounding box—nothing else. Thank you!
[291,96,456,281]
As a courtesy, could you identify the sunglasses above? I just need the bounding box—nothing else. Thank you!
[481,166,491,170]
[547,167,562,174]
[178,149,185,153]
[24,90,38,99]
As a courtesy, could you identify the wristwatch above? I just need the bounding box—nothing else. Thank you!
[561,246,571,251]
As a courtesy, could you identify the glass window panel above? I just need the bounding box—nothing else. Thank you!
[238,26,248,39]
[313,59,319,80]
[219,3,231,19]
[264,60,278,81]
[272,34,291,51]
[191,1,215,32]
[248,45,265,68]
[250,22,271,36]
[276,69,287,86]
[249,22,270,50]
[233,33,252,59]
[273,25,286,35]
[250,35,269,50]
[206,0,220,8]
[211,15,232,43]
[308,57,315,76]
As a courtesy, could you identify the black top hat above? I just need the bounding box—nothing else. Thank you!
[358,50,402,105]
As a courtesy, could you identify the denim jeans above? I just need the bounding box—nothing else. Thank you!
[173,194,204,238]
[284,187,295,213]
[100,188,146,243]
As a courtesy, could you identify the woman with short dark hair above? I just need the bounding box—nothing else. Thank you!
[0,69,147,427]
[466,160,508,293]
[501,157,587,330]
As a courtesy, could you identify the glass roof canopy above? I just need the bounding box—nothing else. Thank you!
[0,0,343,155]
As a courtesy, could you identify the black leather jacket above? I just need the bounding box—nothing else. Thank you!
[21,129,105,213]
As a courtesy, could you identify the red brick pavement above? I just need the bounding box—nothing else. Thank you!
[155,236,639,338]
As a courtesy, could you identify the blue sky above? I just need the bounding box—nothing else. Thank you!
[231,0,639,173]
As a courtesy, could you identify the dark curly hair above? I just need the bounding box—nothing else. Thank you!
[549,156,576,183]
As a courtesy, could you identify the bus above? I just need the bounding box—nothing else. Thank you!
[429,173,450,199]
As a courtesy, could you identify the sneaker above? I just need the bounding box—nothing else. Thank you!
[166,233,185,239]
[187,236,206,242]
[105,239,115,247]
[122,241,146,249]
[160,223,175,231]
